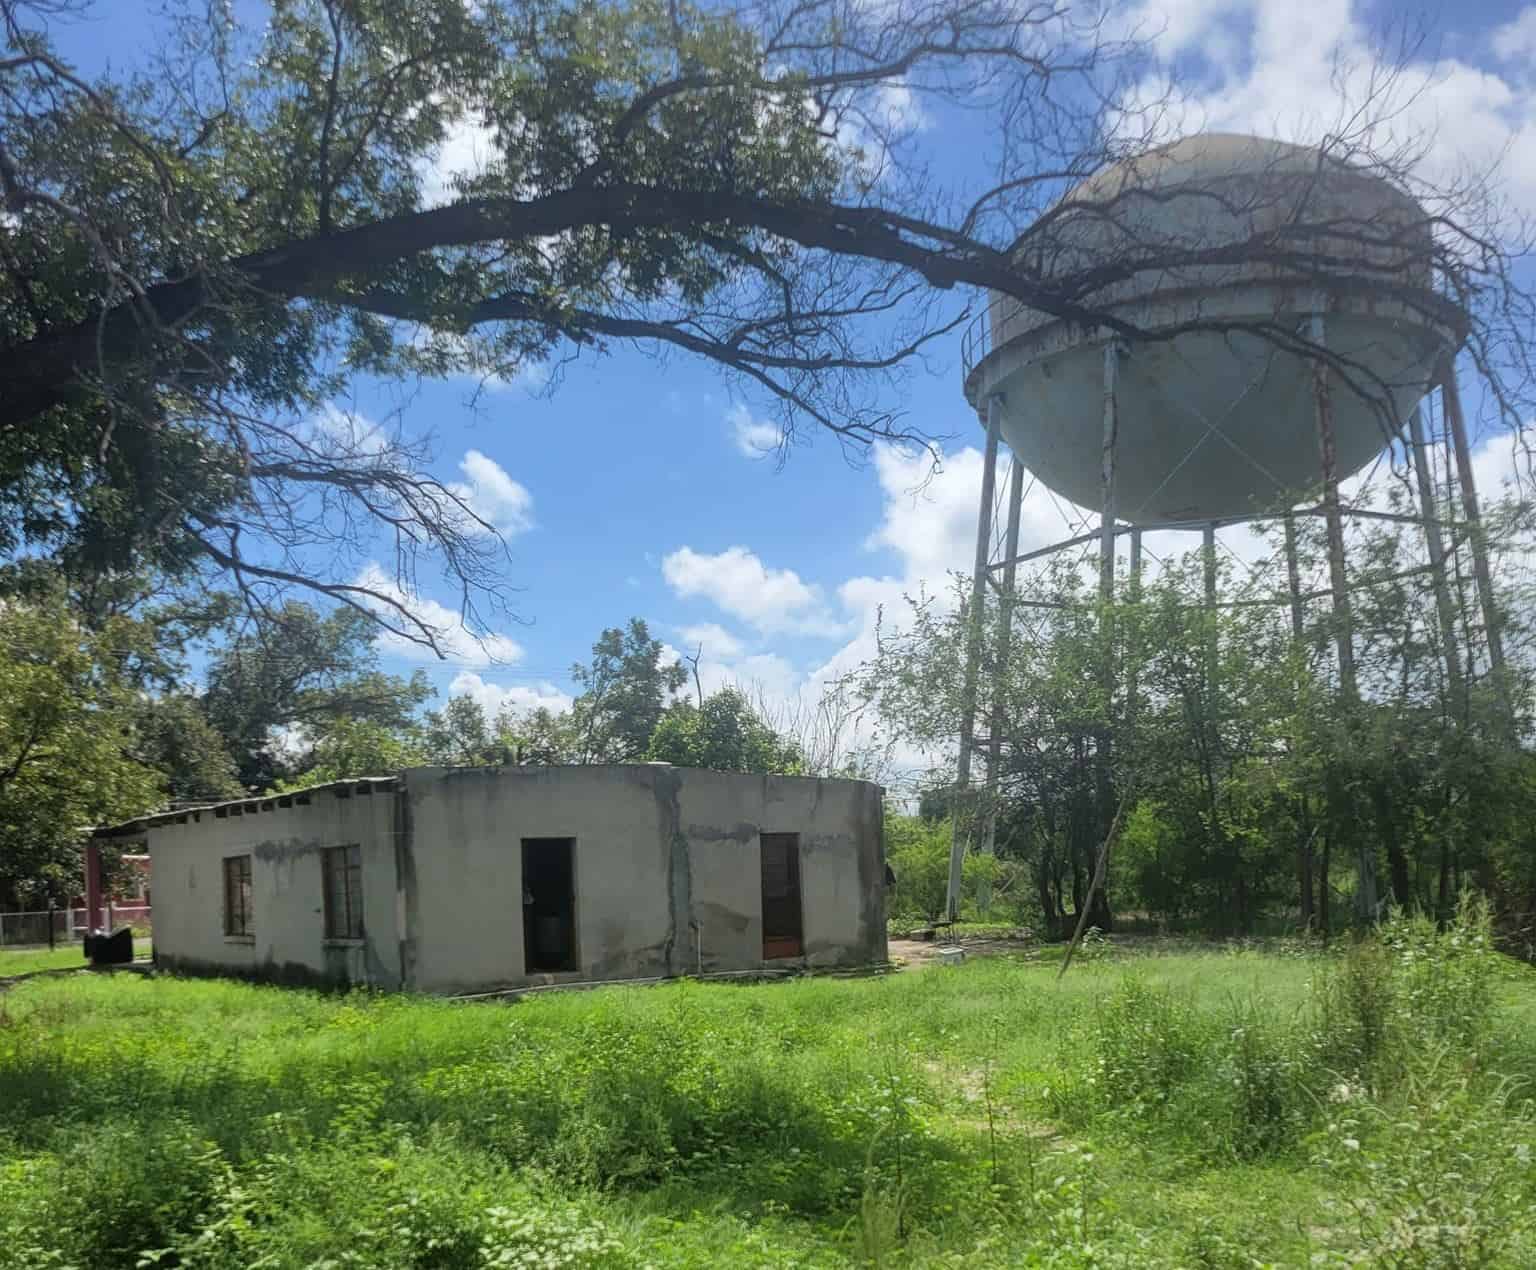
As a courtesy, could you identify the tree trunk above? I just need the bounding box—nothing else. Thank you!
[1436,838,1452,929]
[1084,886,1114,934]
[1298,800,1315,932]
[1369,783,1413,911]
[1320,832,1332,939]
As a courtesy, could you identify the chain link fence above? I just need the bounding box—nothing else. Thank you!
[0,905,152,948]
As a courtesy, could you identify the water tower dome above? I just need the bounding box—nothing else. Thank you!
[961,134,1465,524]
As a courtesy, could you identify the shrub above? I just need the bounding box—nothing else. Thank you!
[1202,999,1310,1159]
[1311,1057,1536,1267]
[1312,892,1500,1087]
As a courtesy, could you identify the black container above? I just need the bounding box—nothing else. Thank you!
[83,926,134,966]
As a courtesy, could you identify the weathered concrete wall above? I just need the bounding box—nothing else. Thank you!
[402,765,886,995]
[135,766,885,995]
[144,786,399,988]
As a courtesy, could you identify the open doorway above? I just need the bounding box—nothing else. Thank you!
[760,833,803,959]
[521,838,577,972]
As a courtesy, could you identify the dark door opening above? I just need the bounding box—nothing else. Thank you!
[760,833,803,959]
[521,838,577,972]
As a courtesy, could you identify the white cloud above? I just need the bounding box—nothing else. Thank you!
[416,112,497,209]
[659,641,802,707]
[727,403,783,458]
[869,79,931,135]
[354,562,524,667]
[661,545,843,636]
[312,402,394,458]
[507,360,551,392]
[677,622,747,660]
[1121,0,1536,211]
[449,449,534,536]
[802,444,1011,691]
[1493,7,1536,63]
[448,671,573,718]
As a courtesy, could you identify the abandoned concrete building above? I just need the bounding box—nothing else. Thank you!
[92,765,888,994]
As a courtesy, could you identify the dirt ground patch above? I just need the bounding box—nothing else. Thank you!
[888,935,1037,969]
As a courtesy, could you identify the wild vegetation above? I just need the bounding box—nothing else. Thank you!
[866,494,1536,947]
[0,594,823,911]
[2,902,1534,1267]
[2,0,1534,948]
[2,0,1533,654]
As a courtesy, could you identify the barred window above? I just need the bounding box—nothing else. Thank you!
[323,845,363,940]
[223,855,253,937]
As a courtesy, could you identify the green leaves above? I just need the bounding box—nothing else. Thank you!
[570,617,687,763]
[0,594,162,905]
[646,686,804,774]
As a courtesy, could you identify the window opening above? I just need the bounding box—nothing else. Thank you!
[323,844,363,940]
[223,854,253,937]
[521,838,577,972]
[760,833,803,959]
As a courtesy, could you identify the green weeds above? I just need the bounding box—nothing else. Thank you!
[1,898,1533,1266]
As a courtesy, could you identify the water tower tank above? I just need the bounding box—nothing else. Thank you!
[961,134,1466,524]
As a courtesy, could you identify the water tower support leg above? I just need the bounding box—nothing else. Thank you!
[1440,363,1511,725]
[1309,316,1358,701]
[946,394,1003,922]
[1089,340,1120,933]
[1127,528,1143,713]
[1099,343,1119,606]
[1282,514,1315,930]
[1311,314,1375,922]
[1203,524,1217,606]
[978,453,1025,914]
[1203,522,1218,710]
[1283,514,1305,642]
[1407,404,1467,715]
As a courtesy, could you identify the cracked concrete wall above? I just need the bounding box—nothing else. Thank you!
[138,765,885,995]
[141,788,400,989]
[403,765,886,995]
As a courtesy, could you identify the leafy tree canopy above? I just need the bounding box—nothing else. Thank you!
[569,618,688,762]
[203,601,433,788]
[647,686,803,774]
[2,0,1523,652]
[0,594,162,906]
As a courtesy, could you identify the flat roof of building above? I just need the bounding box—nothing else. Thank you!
[91,776,399,839]
[92,764,883,839]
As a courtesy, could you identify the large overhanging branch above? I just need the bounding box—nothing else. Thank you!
[0,183,1034,425]
[0,177,1483,432]
[339,284,964,443]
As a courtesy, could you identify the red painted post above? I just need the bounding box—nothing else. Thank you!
[84,840,104,936]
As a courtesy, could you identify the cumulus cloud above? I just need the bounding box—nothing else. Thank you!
[1492,6,1536,64]
[869,79,931,135]
[507,360,552,392]
[448,671,573,718]
[727,403,783,458]
[661,545,843,637]
[415,112,497,209]
[354,562,524,667]
[659,641,802,707]
[312,402,395,458]
[450,449,535,536]
[677,622,747,661]
[1121,0,1536,211]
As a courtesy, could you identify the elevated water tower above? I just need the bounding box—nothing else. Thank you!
[945,133,1506,924]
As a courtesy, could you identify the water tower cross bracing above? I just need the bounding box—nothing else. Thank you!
[944,133,1507,925]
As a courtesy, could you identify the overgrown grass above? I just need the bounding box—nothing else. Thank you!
[0,937,151,977]
[2,900,1534,1267]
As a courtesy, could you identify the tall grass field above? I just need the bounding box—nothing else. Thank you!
[3,901,1535,1268]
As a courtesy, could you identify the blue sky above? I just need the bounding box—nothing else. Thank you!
[46,0,1536,777]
